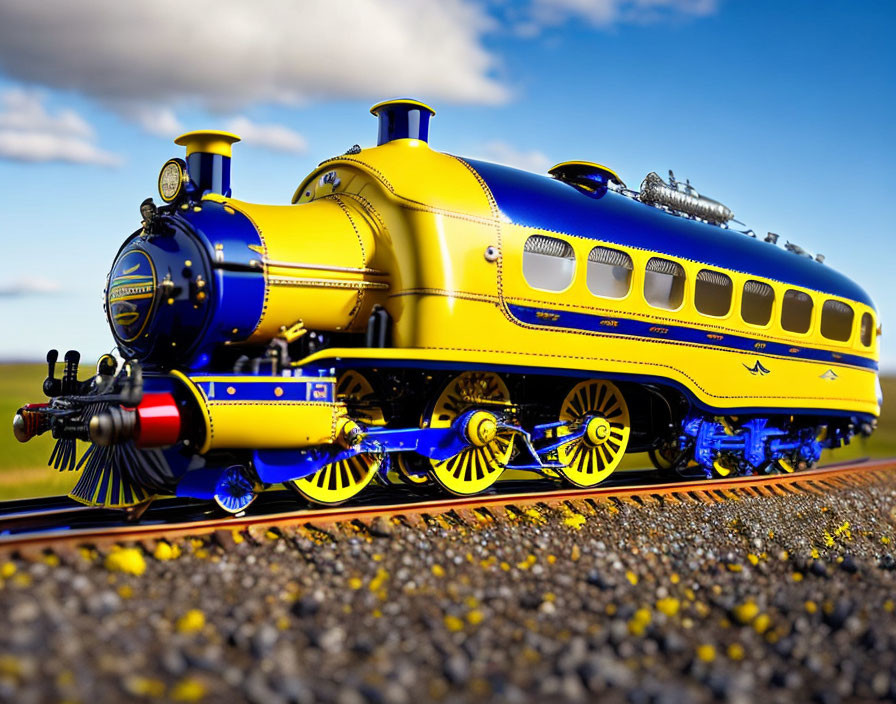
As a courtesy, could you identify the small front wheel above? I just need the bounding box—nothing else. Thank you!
[214,465,257,514]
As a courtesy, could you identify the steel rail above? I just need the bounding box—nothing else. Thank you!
[1,458,894,553]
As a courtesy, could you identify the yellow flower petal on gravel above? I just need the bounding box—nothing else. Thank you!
[1,563,16,579]
[753,614,771,634]
[105,548,146,576]
[125,676,165,697]
[628,608,652,636]
[176,609,206,634]
[171,676,206,702]
[732,601,759,625]
[696,644,716,663]
[625,570,638,586]
[154,542,181,561]
[656,598,680,617]
[431,565,446,578]
[369,569,389,592]
[727,643,745,661]
[444,615,464,632]
[564,514,586,530]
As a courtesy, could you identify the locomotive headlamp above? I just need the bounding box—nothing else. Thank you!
[158,158,188,202]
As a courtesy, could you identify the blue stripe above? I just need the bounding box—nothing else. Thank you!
[463,158,875,309]
[197,379,335,402]
[507,303,878,371]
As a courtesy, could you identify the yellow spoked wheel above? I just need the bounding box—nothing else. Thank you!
[291,370,382,505]
[428,371,515,496]
[556,380,630,487]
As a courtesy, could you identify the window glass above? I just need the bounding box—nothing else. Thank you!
[741,280,774,326]
[587,246,633,299]
[644,257,685,310]
[523,235,576,291]
[781,289,813,334]
[860,312,874,347]
[820,300,855,342]
[694,269,732,317]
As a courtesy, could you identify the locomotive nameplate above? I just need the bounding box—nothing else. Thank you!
[107,248,157,343]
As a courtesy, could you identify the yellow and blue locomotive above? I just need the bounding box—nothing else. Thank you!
[14,99,882,511]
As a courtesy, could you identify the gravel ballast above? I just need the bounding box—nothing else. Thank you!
[1,475,895,703]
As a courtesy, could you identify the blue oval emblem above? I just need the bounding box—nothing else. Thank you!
[107,249,157,343]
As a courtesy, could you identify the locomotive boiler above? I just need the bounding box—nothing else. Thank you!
[13,99,882,511]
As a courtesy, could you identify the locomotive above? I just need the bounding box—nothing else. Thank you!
[13,99,882,511]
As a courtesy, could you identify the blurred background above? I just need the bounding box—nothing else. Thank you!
[0,1,892,498]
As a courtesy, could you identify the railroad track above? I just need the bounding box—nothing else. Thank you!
[1,458,894,554]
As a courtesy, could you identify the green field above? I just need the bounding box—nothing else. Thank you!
[1,364,893,500]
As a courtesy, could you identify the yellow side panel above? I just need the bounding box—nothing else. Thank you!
[204,401,339,451]
[173,371,341,452]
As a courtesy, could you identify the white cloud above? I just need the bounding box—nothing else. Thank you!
[0,89,120,165]
[477,140,553,173]
[0,88,93,137]
[123,105,184,138]
[224,117,307,155]
[520,0,717,31]
[0,0,508,113]
[0,276,62,297]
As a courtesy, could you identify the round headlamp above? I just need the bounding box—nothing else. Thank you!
[158,158,188,202]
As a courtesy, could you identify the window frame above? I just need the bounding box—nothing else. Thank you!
[642,256,687,312]
[585,245,634,300]
[521,234,577,293]
[819,299,855,344]
[694,268,733,319]
[780,288,815,336]
[859,311,875,348]
[740,279,776,329]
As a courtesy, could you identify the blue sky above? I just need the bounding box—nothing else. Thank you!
[0,0,893,369]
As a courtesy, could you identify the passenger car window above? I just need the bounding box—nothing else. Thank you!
[860,312,874,347]
[694,269,732,317]
[523,235,575,291]
[587,246,633,299]
[741,280,774,326]
[781,289,813,334]
[820,300,855,342]
[644,257,685,310]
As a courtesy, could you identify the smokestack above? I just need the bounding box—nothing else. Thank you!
[370,99,435,146]
[174,130,241,197]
